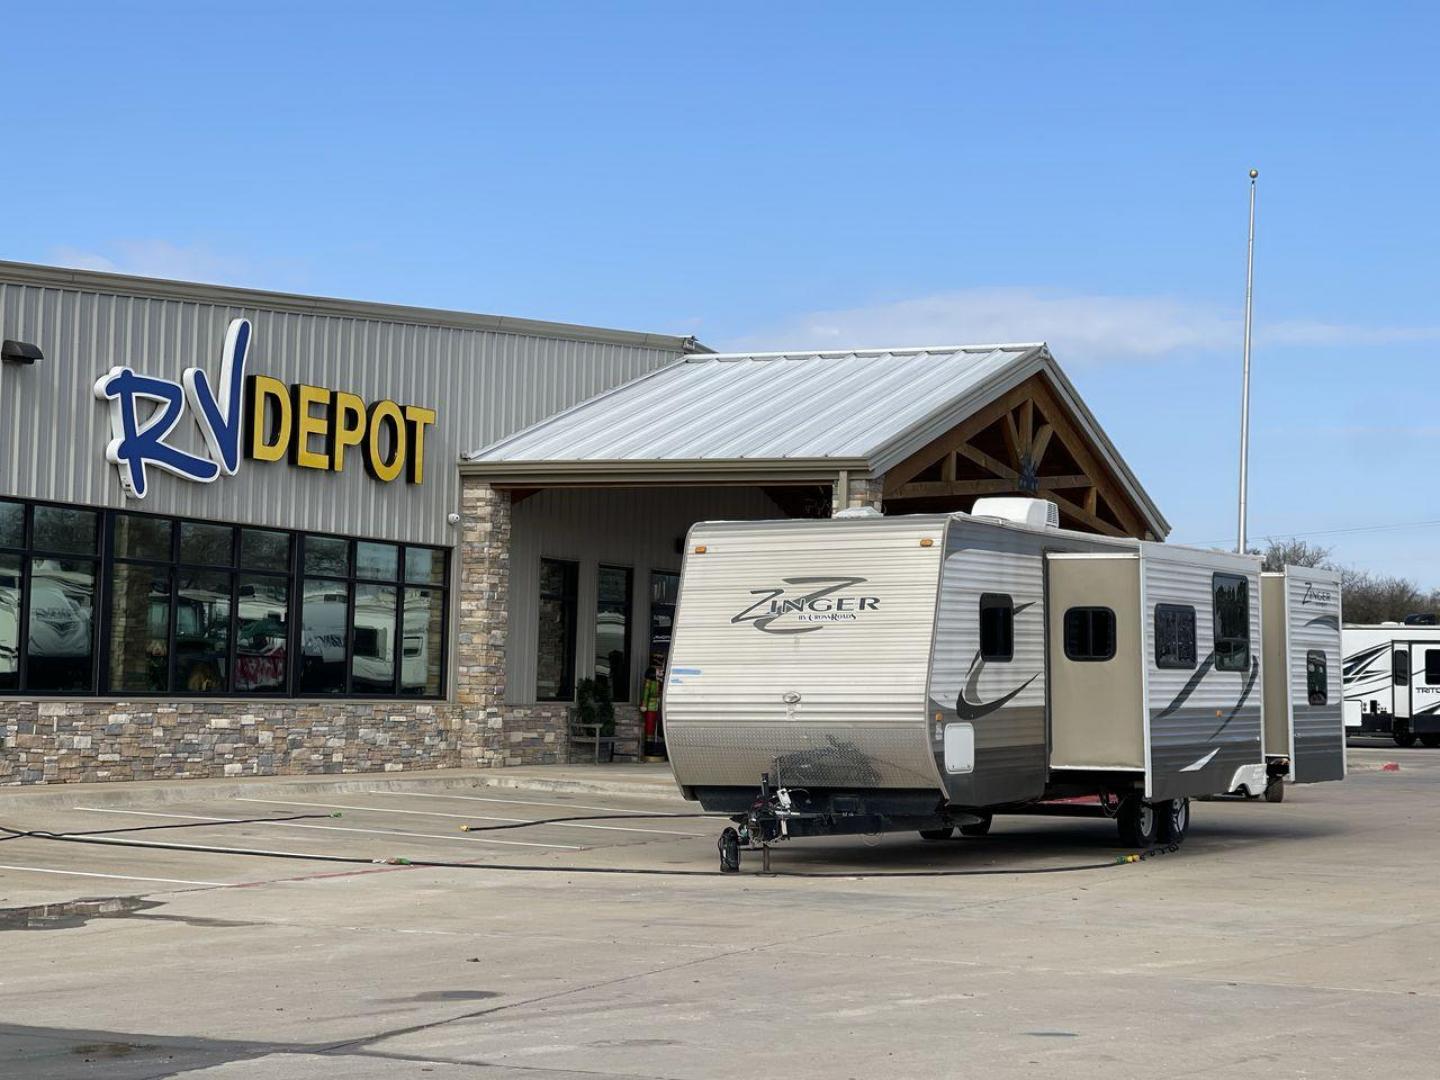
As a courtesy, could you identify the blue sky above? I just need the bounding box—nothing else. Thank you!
[5,2,1437,582]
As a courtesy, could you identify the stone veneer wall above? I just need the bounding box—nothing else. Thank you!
[0,477,584,786]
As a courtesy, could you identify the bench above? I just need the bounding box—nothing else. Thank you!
[568,712,618,763]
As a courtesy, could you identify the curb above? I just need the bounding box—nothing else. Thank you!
[0,767,686,811]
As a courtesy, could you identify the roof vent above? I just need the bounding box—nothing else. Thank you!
[970,497,1059,530]
[833,506,883,520]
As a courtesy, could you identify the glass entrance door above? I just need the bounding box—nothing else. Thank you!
[644,571,680,758]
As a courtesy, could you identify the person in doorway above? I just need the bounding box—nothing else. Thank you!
[640,664,663,758]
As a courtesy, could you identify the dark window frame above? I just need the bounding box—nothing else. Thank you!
[595,564,635,703]
[1212,572,1251,673]
[1155,603,1198,670]
[979,592,1014,662]
[1394,648,1410,686]
[1064,606,1117,662]
[1306,649,1329,705]
[1425,648,1440,688]
[536,557,579,702]
[0,496,448,700]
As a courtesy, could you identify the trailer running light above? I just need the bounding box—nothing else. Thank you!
[694,544,707,554]
[920,538,934,547]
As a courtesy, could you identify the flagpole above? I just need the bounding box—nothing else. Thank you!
[1237,168,1258,554]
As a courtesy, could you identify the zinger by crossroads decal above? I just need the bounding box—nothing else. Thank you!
[94,318,436,499]
[732,576,880,634]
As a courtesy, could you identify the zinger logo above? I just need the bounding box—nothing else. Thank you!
[1302,582,1335,606]
[732,576,880,634]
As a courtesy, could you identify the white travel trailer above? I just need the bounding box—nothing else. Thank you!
[1343,622,1440,746]
[664,500,1345,869]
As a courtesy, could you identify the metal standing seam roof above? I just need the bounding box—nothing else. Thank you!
[463,343,1170,537]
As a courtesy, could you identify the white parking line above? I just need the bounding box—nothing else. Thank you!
[0,863,226,886]
[232,797,705,836]
[70,806,582,851]
[362,789,675,815]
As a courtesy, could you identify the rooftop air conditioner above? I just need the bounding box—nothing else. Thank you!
[969,497,1060,530]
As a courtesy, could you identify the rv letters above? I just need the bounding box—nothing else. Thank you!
[95,318,435,498]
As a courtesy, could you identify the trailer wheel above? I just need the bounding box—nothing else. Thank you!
[1264,779,1285,803]
[918,826,955,841]
[1420,735,1440,749]
[1394,724,1417,748]
[1157,798,1189,844]
[1117,797,1158,848]
[959,813,993,837]
[718,827,741,873]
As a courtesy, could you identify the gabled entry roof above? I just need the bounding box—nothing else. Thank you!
[462,343,1170,538]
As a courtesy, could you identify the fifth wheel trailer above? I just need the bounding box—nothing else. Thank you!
[1343,624,1440,746]
[662,499,1345,869]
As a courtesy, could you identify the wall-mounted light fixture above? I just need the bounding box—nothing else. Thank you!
[1,340,43,364]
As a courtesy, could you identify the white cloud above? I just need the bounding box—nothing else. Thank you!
[721,287,1440,363]
[47,241,295,290]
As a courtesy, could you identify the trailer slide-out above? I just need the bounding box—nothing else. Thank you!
[663,499,1345,870]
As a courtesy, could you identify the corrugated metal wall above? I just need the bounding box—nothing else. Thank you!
[0,270,684,546]
[507,487,783,705]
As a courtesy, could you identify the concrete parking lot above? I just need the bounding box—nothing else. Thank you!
[2,745,1438,1079]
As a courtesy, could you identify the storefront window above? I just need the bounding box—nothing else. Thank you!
[300,577,350,694]
[352,583,398,694]
[241,528,290,569]
[0,501,23,548]
[304,536,349,576]
[176,569,231,692]
[401,586,444,696]
[536,559,578,701]
[107,562,170,693]
[115,513,171,561]
[0,552,22,690]
[236,575,289,692]
[596,565,633,702]
[180,522,234,566]
[0,499,446,699]
[33,506,97,555]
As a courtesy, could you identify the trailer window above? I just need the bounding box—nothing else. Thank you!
[1155,604,1197,669]
[1426,650,1440,686]
[1212,574,1250,672]
[1064,607,1116,662]
[1393,649,1410,686]
[979,593,1013,662]
[1306,650,1328,705]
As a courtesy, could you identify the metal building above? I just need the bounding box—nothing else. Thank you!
[0,261,1168,786]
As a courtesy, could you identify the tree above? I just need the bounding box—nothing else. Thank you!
[1249,537,1439,624]
[1252,538,1333,573]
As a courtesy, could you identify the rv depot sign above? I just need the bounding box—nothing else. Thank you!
[94,318,436,499]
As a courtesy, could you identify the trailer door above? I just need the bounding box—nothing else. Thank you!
[1045,554,1145,780]
[1409,644,1440,732]
[1394,645,1412,720]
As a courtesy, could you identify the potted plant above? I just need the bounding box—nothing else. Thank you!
[574,677,616,762]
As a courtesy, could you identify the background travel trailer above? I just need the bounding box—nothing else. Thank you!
[1343,623,1440,746]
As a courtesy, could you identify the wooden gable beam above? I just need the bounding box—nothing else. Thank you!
[1027,380,1148,538]
[882,380,1036,496]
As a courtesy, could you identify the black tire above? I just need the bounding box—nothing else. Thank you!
[959,813,993,837]
[1117,797,1158,848]
[718,827,741,873]
[1394,725,1418,748]
[1264,779,1285,803]
[1156,798,1190,844]
[919,826,955,841]
[1420,734,1440,749]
